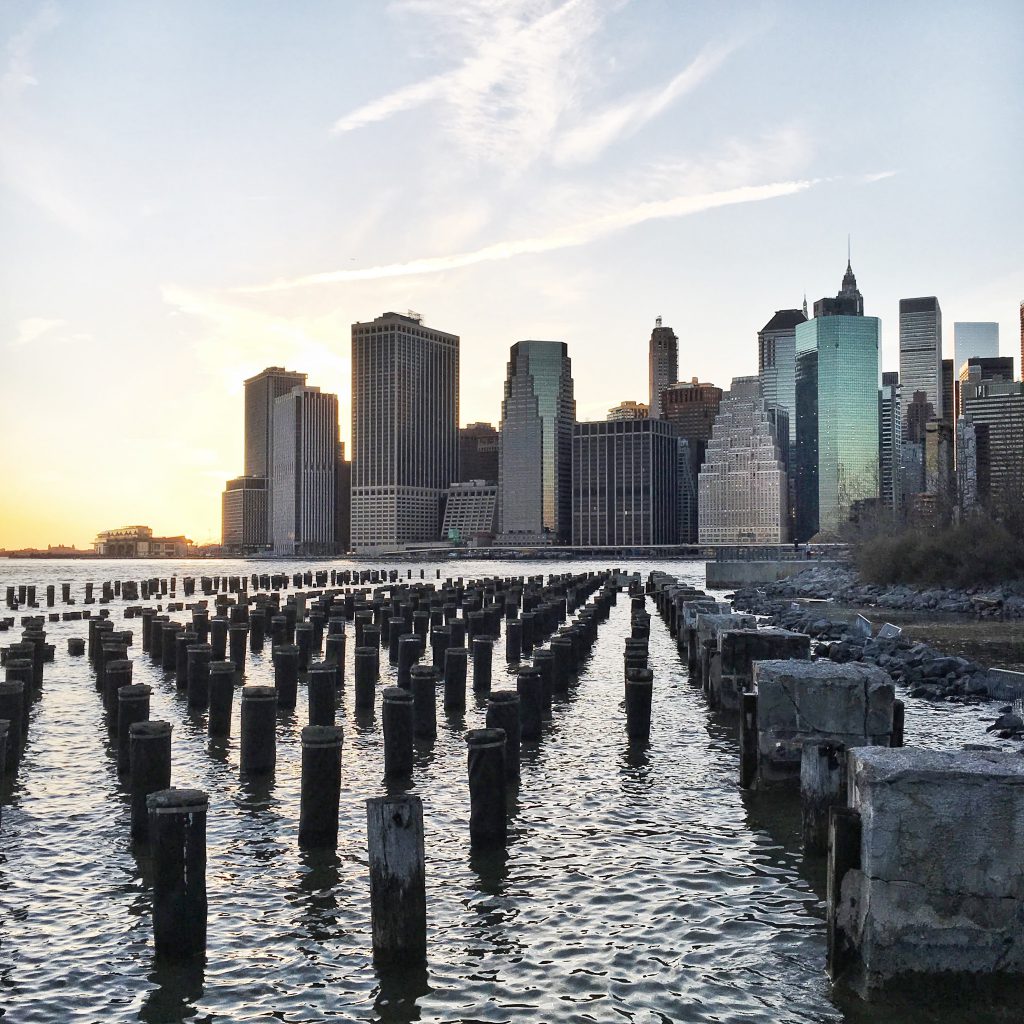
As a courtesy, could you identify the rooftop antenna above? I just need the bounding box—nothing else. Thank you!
[847,234,852,266]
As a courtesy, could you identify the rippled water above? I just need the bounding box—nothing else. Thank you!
[0,558,1017,1023]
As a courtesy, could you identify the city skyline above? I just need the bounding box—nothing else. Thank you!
[2,1,1022,547]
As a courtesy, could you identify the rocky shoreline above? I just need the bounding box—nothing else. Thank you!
[731,565,1024,710]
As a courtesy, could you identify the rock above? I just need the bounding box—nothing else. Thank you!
[986,713,1024,734]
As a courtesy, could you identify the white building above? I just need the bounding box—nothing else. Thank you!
[271,386,338,555]
[698,377,790,544]
[441,481,497,541]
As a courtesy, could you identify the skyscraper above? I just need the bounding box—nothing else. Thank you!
[796,261,880,536]
[758,308,806,445]
[350,312,459,550]
[960,370,1024,503]
[572,418,677,546]
[813,259,864,317]
[607,401,649,421]
[941,358,955,426]
[221,476,269,552]
[953,322,999,371]
[272,386,339,555]
[794,349,819,540]
[879,372,902,515]
[498,340,575,544]
[648,318,677,419]
[698,377,790,544]
[458,422,499,483]
[899,297,943,424]
[335,441,351,554]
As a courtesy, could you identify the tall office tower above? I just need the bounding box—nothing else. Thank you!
[794,350,819,540]
[758,308,806,445]
[271,386,339,555]
[572,419,678,545]
[221,476,269,552]
[335,441,351,554]
[956,418,978,512]
[953,322,999,371]
[941,359,955,426]
[441,482,498,541]
[923,419,955,514]
[458,422,499,483]
[648,318,678,419]
[813,258,864,317]
[905,391,932,443]
[697,377,789,544]
[498,340,575,544]
[899,297,943,424]
[796,268,881,536]
[677,438,698,543]
[879,372,903,515]
[351,312,459,550]
[243,366,308,535]
[607,401,649,421]
[960,369,1024,502]
[661,378,723,469]
[956,356,1015,418]
[1020,301,1023,380]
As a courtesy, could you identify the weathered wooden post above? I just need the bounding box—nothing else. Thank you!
[148,788,208,959]
[0,681,24,770]
[240,685,277,774]
[531,648,555,716]
[624,667,653,742]
[471,636,492,694]
[354,646,378,711]
[116,684,151,774]
[485,691,520,781]
[739,692,758,790]
[298,725,344,848]
[229,624,248,673]
[801,741,845,854]
[207,661,235,737]
[186,644,212,709]
[465,727,507,847]
[129,721,172,843]
[366,794,427,965]
[382,686,414,776]
[307,662,336,726]
[410,665,437,739]
[443,647,467,712]
[274,644,300,709]
[516,667,543,740]
[505,619,522,664]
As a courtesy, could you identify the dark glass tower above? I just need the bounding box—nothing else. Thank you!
[794,349,819,541]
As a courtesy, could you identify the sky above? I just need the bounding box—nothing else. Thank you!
[1,0,1022,548]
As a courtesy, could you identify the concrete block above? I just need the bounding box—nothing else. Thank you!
[695,612,756,689]
[837,746,1024,991]
[752,659,894,785]
[715,627,811,711]
[877,623,902,640]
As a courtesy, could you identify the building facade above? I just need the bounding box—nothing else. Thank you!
[221,476,269,552]
[758,308,806,445]
[272,386,338,555]
[498,340,575,544]
[648,318,677,419]
[796,266,880,536]
[899,296,943,424]
[879,372,902,515]
[960,373,1024,503]
[794,349,819,541]
[458,422,499,483]
[441,481,498,541]
[572,418,677,546]
[698,377,790,544]
[336,442,351,554]
[351,312,459,550]
[953,322,999,372]
[607,401,649,421]
[93,526,191,558]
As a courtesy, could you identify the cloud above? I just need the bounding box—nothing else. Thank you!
[331,0,620,171]
[862,170,898,183]
[555,38,742,165]
[8,317,67,349]
[1,3,61,102]
[235,176,817,294]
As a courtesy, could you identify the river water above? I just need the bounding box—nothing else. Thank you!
[0,557,1018,1024]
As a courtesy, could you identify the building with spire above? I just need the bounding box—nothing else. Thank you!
[648,317,677,419]
[795,258,880,538]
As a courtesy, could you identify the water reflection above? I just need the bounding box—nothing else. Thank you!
[373,962,431,1024]
[139,955,205,1023]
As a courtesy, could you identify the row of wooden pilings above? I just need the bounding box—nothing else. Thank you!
[3,567,631,965]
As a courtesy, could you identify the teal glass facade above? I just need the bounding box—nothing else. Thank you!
[795,316,880,533]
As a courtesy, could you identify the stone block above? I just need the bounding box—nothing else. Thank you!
[837,746,1024,990]
[715,627,811,712]
[752,659,894,784]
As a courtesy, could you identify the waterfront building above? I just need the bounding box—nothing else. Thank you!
[571,418,677,546]
[879,372,903,515]
[795,263,880,536]
[607,401,649,421]
[459,422,499,483]
[498,340,575,544]
[336,442,351,554]
[441,481,498,542]
[794,349,819,541]
[899,296,943,424]
[351,311,459,550]
[221,476,269,552]
[93,526,192,558]
[271,386,338,555]
[758,308,806,445]
[698,377,789,544]
[953,322,999,371]
[677,437,698,543]
[648,318,677,419]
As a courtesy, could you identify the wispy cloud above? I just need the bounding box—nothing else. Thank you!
[235,177,817,293]
[555,38,742,165]
[1,2,60,102]
[862,170,898,183]
[8,317,67,349]
[331,0,621,171]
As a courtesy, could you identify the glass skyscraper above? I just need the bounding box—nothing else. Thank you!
[899,296,943,423]
[498,340,575,543]
[758,308,807,446]
[953,322,999,373]
[796,262,880,536]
